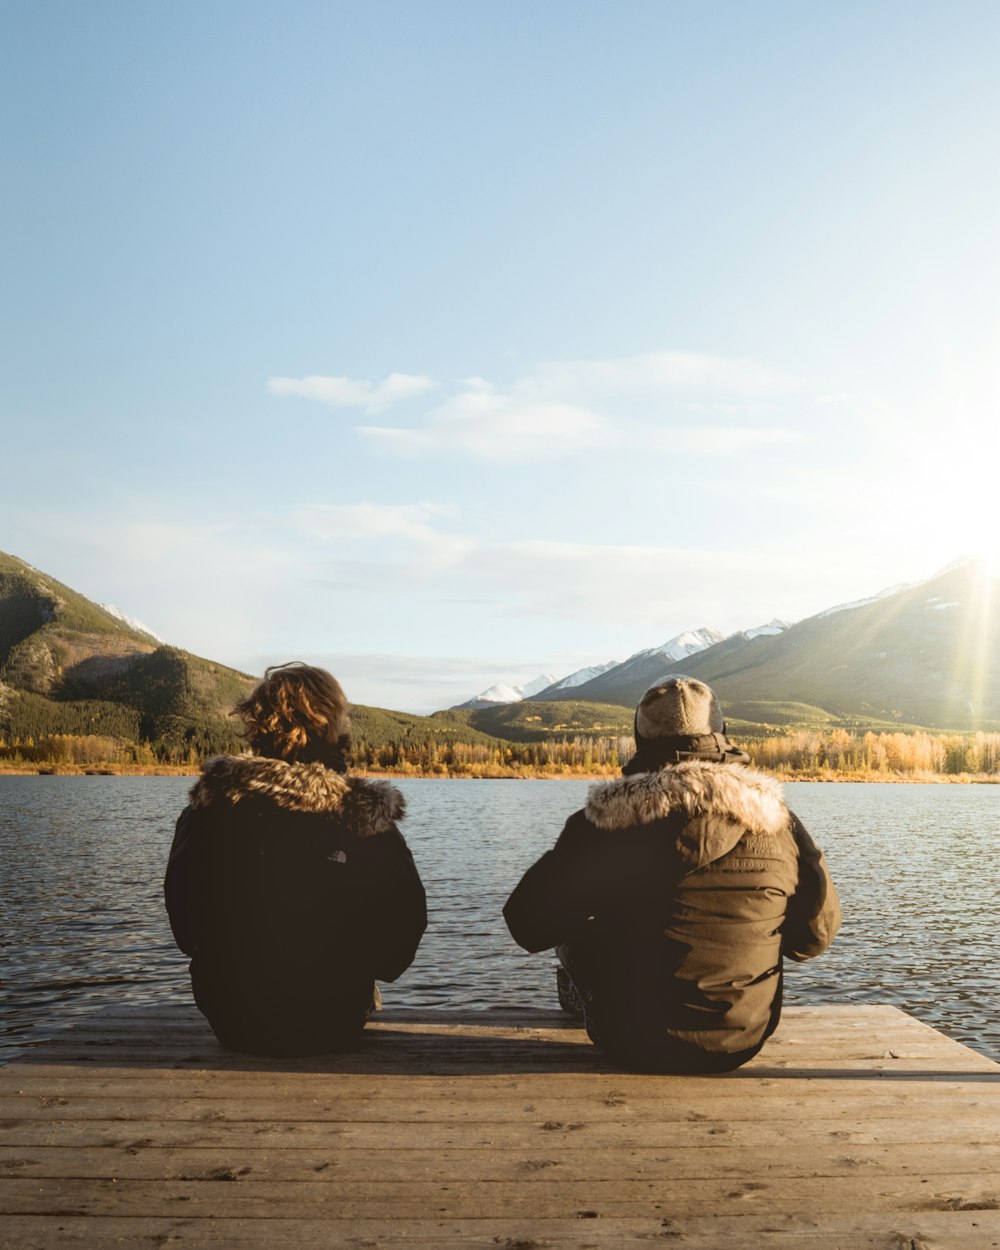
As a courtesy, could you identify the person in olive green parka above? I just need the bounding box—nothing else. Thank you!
[504,676,840,1073]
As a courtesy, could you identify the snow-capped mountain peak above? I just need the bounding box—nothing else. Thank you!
[475,682,524,704]
[547,660,620,692]
[100,603,164,642]
[818,584,909,619]
[520,674,560,698]
[645,627,725,662]
[454,674,559,708]
[743,618,789,639]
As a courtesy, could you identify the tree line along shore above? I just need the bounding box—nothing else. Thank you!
[3,726,1000,782]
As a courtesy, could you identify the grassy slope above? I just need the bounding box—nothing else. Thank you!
[0,552,256,751]
[0,551,156,649]
[0,550,160,697]
[435,700,634,742]
[549,564,1000,733]
[740,566,999,730]
[353,704,499,749]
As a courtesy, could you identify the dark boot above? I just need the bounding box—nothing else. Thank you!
[556,965,585,1018]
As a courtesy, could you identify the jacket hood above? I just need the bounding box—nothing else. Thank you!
[585,761,791,867]
[188,755,404,836]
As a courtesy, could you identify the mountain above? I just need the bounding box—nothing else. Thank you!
[8,547,999,766]
[99,603,164,642]
[744,618,789,639]
[453,673,558,710]
[556,562,1000,731]
[0,551,254,755]
[0,551,510,765]
[459,628,727,710]
[542,659,620,692]
[435,699,635,742]
[534,627,726,705]
[1,552,159,688]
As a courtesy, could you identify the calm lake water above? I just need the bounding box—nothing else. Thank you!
[1,776,997,1062]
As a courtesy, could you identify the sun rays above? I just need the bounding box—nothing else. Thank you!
[947,557,999,725]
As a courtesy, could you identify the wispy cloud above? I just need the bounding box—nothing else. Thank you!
[361,377,610,462]
[266,349,803,462]
[293,502,474,564]
[267,372,435,414]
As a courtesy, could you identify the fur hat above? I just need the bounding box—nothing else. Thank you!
[626,676,748,772]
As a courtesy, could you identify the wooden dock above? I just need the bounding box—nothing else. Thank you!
[1,1003,998,1248]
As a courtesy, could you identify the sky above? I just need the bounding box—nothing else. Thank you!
[3,0,1000,712]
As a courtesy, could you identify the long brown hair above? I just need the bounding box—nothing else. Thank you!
[234,662,351,769]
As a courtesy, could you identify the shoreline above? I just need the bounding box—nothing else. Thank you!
[1,763,999,783]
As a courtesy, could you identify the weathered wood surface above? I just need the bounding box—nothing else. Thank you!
[1,1004,998,1248]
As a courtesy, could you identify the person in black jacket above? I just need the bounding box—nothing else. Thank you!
[504,676,840,1073]
[165,662,427,1056]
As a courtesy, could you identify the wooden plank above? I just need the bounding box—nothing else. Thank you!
[3,1174,1000,1218]
[25,1001,985,1046]
[3,1073,997,1121]
[4,1114,1000,1151]
[13,1001,976,1043]
[5,1072,999,1105]
[6,1052,995,1079]
[4,1070,999,1104]
[9,1007,993,1076]
[10,1044,994,1078]
[17,1025,987,1059]
[3,1141,1000,1182]
[2,1211,999,1249]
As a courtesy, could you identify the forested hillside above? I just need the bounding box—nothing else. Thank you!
[4,550,1000,779]
[553,562,1000,732]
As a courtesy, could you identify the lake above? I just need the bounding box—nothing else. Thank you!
[0,776,997,1062]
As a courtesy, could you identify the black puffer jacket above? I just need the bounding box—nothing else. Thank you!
[165,755,426,1055]
[504,761,839,1070]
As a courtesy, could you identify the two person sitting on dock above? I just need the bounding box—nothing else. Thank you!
[504,676,841,1073]
[164,663,427,1057]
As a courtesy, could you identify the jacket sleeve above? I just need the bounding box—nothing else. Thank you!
[163,805,202,956]
[355,825,428,982]
[504,813,612,953]
[782,813,842,962]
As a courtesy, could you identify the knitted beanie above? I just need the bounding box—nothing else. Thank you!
[625,676,748,772]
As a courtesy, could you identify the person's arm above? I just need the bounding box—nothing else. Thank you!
[782,814,842,961]
[355,825,428,982]
[503,813,609,953]
[163,805,202,956]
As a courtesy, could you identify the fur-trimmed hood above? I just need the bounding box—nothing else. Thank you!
[188,755,404,836]
[586,761,790,866]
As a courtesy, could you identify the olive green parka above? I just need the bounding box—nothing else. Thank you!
[504,761,840,1070]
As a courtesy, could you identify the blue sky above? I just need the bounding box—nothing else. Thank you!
[4,1,1000,711]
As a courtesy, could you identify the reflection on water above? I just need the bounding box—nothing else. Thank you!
[0,776,997,1062]
[779,781,1000,1061]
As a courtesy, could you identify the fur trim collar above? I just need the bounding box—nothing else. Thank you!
[188,755,404,836]
[586,761,789,838]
